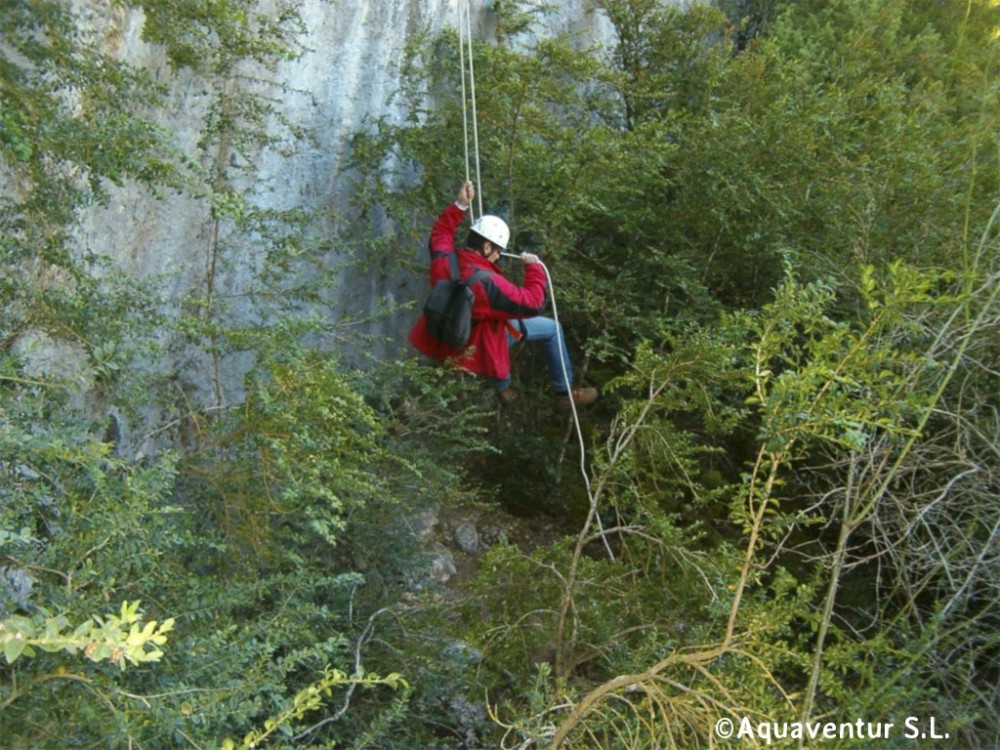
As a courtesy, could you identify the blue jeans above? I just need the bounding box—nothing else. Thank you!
[491,316,573,394]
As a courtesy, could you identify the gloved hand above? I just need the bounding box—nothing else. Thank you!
[520,252,540,265]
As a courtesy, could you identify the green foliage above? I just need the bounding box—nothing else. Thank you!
[0,368,187,746]
[1,601,174,670]
[241,349,385,551]
[380,0,1000,339]
[2,2,425,747]
[221,667,409,750]
[664,0,998,308]
[341,3,997,742]
[0,0,178,357]
[0,347,478,748]
[0,1,177,207]
[129,0,306,74]
[465,256,993,747]
[2,0,998,747]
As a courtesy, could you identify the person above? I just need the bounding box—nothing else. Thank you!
[409,180,598,411]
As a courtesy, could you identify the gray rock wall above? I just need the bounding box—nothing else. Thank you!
[57,1,616,421]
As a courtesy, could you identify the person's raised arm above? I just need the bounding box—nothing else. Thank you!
[429,180,476,259]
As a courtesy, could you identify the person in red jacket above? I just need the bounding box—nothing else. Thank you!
[409,181,598,410]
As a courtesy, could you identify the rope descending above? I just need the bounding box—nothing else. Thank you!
[459,1,612,560]
[457,0,483,219]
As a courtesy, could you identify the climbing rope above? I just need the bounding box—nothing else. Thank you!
[461,1,612,560]
[502,253,614,561]
[457,0,483,218]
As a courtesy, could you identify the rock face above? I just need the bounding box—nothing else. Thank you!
[453,523,479,554]
[25,1,618,443]
[74,0,613,360]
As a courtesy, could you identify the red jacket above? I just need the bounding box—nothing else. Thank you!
[409,202,546,380]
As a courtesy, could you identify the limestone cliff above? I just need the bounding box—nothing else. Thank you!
[59,1,612,410]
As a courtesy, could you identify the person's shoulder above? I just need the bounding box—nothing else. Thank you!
[459,250,501,279]
[457,248,487,266]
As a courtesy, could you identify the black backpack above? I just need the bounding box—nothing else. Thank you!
[423,253,491,349]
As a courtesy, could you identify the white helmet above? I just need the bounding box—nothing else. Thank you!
[470,214,510,250]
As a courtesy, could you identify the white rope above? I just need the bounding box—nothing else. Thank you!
[503,253,614,561]
[457,0,472,221]
[458,0,483,217]
[459,2,611,559]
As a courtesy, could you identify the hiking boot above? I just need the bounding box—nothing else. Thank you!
[554,387,598,411]
[496,388,518,406]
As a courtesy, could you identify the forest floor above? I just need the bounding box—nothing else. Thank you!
[432,501,569,586]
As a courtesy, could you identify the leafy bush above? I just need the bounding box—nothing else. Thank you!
[345,1,997,747]
[2,0,997,748]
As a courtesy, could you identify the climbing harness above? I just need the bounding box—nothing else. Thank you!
[459,1,612,560]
